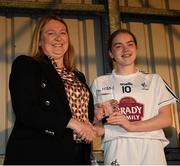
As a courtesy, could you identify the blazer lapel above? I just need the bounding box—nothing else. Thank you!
[38,57,69,106]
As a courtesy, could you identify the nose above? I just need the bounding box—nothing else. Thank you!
[55,34,62,41]
[123,45,129,51]
[55,33,62,41]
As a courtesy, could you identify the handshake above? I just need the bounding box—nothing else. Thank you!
[69,99,127,144]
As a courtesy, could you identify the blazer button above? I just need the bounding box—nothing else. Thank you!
[44,129,55,136]
[45,100,50,106]
[41,82,46,88]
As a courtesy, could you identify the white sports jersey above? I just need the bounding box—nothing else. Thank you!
[91,69,179,165]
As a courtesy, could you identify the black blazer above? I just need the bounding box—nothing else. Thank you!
[4,55,94,165]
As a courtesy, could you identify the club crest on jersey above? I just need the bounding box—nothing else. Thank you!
[119,97,144,121]
[141,82,149,90]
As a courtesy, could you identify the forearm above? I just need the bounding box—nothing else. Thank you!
[124,105,172,132]
[67,118,79,131]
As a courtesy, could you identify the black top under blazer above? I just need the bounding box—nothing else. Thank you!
[4,55,94,165]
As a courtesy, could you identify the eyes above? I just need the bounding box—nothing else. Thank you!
[44,30,68,38]
[113,41,136,50]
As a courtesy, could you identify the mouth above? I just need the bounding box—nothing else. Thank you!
[122,54,131,58]
[52,43,63,47]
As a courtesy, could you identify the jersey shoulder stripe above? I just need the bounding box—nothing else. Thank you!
[163,79,179,102]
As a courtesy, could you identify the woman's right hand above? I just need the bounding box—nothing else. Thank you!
[67,118,97,143]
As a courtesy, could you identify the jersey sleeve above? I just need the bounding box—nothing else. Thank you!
[90,79,98,104]
[91,75,114,104]
[155,75,179,109]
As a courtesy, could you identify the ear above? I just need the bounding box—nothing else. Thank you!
[108,50,114,59]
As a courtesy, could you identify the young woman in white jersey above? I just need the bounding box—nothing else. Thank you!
[91,29,179,165]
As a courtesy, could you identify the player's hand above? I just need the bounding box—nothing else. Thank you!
[107,111,130,128]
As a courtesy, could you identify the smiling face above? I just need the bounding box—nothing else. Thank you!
[40,19,69,62]
[109,32,137,68]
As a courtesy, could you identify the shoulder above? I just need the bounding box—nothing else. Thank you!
[139,71,167,90]
[93,73,112,82]
[91,73,112,89]
[11,55,39,72]
[74,70,85,77]
[12,55,39,66]
[139,70,161,79]
[12,55,37,65]
[74,70,86,82]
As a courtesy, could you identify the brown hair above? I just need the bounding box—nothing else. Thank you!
[31,15,76,71]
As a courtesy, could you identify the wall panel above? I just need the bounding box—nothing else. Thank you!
[0,16,7,154]
[169,0,180,9]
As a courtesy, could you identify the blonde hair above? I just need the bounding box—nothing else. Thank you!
[31,15,76,71]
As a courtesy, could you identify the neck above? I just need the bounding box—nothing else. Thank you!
[54,59,64,69]
[115,65,136,75]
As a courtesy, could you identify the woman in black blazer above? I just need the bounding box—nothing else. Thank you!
[4,15,97,165]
